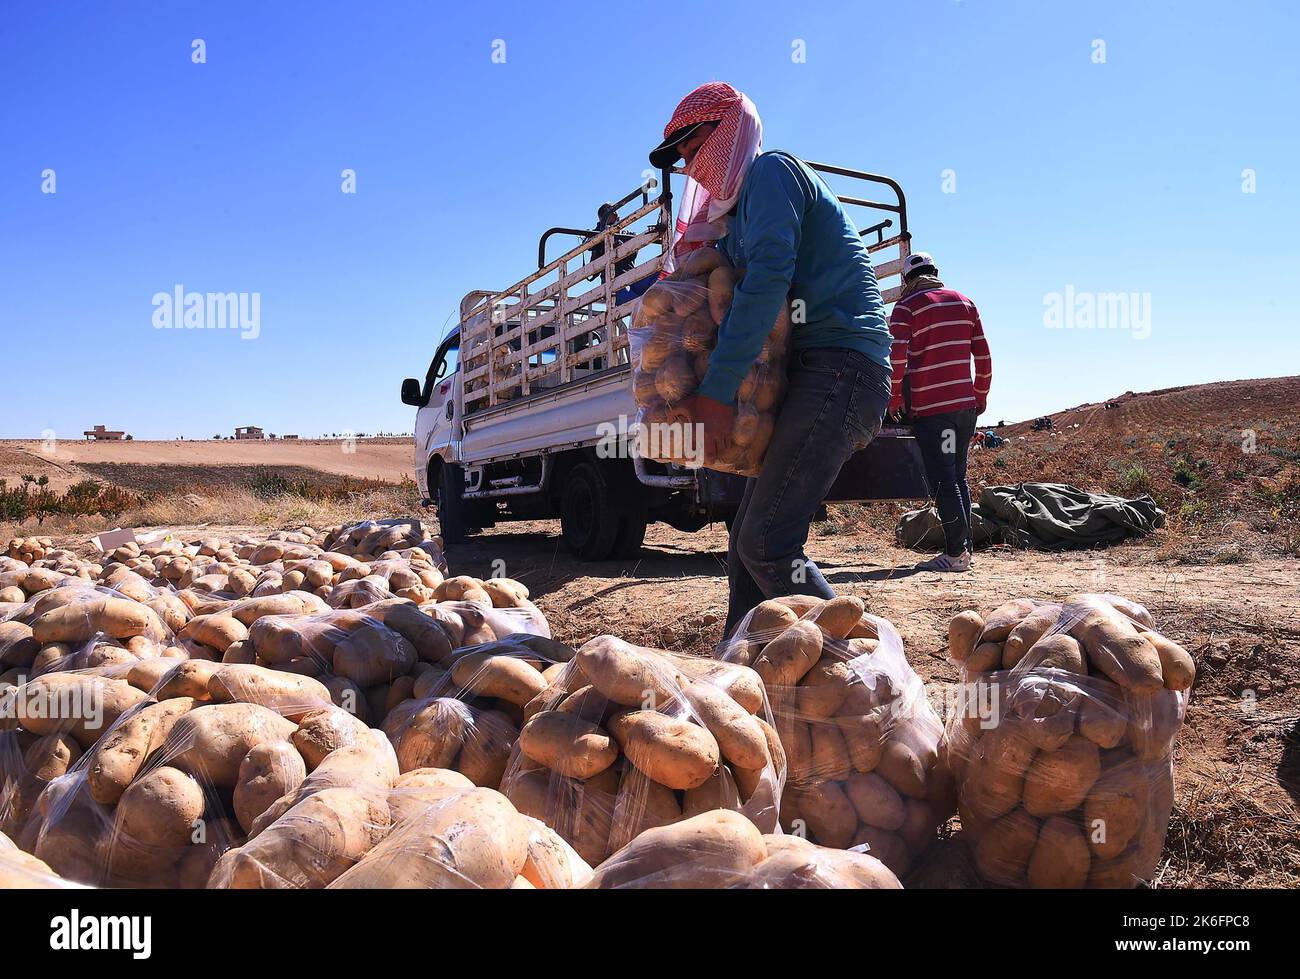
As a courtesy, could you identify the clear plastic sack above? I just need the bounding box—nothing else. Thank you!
[944,593,1192,888]
[629,249,791,477]
[715,594,951,876]
[498,634,785,868]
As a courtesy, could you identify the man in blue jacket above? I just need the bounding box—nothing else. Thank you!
[649,83,894,635]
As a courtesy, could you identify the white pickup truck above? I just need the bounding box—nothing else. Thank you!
[401,161,928,560]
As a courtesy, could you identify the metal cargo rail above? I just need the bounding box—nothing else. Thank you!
[458,161,912,418]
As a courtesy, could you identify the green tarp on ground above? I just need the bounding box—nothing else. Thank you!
[894,482,1165,551]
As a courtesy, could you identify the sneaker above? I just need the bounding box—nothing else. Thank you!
[916,552,971,572]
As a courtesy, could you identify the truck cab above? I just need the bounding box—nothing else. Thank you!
[402,161,929,560]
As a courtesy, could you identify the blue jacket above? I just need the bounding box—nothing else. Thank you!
[698,151,892,403]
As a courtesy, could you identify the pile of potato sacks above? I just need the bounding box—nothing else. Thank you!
[631,246,790,477]
[2,516,1198,889]
[718,595,952,877]
[0,519,570,888]
[944,593,1192,888]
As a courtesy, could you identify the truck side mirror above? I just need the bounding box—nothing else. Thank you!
[400,378,424,407]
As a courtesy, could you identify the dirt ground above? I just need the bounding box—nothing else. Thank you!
[441,516,1300,889]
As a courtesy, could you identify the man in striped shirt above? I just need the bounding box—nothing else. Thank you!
[888,252,993,572]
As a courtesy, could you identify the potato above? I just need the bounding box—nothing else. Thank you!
[947,610,984,663]
[680,246,726,279]
[1142,630,1196,691]
[451,653,547,707]
[876,739,928,798]
[169,703,299,788]
[1027,815,1091,888]
[1083,758,1149,859]
[115,765,206,848]
[31,595,165,644]
[86,696,197,804]
[808,722,851,781]
[520,817,593,889]
[292,707,370,769]
[608,710,720,790]
[575,636,682,708]
[979,598,1038,643]
[845,771,906,831]
[395,697,474,771]
[752,621,823,688]
[1029,633,1087,674]
[748,599,800,636]
[973,808,1040,887]
[1022,734,1101,816]
[180,613,248,653]
[681,679,768,770]
[811,596,865,641]
[505,766,616,867]
[455,708,517,788]
[967,641,1003,673]
[233,741,308,833]
[707,266,737,325]
[153,659,220,700]
[1064,597,1164,692]
[1079,696,1128,748]
[211,787,391,888]
[834,712,886,773]
[206,664,332,720]
[1002,604,1065,668]
[791,780,857,849]
[586,809,765,889]
[364,600,454,662]
[12,673,149,748]
[387,767,475,823]
[518,711,618,780]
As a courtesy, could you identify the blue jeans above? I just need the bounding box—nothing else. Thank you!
[913,408,978,557]
[725,348,892,635]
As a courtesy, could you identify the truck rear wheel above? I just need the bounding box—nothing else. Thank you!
[613,508,647,557]
[560,463,623,560]
[436,463,467,547]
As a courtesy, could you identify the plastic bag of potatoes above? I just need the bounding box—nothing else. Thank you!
[630,247,790,477]
[498,634,786,868]
[944,593,1192,888]
[716,594,952,877]
[380,633,576,791]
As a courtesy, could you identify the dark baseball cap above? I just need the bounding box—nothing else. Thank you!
[648,121,711,169]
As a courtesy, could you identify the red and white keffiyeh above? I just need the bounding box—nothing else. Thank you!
[659,82,762,274]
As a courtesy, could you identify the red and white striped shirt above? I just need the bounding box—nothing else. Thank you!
[887,287,991,417]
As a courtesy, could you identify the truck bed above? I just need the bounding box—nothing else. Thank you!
[461,365,635,465]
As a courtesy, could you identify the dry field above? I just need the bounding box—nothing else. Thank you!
[0,437,413,493]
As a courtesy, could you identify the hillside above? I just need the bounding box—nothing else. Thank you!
[962,376,1300,561]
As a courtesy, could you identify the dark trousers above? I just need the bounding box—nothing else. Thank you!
[725,348,892,635]
[913,408,979,557]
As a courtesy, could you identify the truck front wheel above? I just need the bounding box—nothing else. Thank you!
[436,463,467,547]
[560,463,624,560]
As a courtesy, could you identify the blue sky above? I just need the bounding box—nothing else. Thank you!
[2,0,1295,439]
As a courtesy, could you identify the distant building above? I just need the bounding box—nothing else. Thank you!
[234,426,265,440]
[84,425,126,441]
[281,434,299,440]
